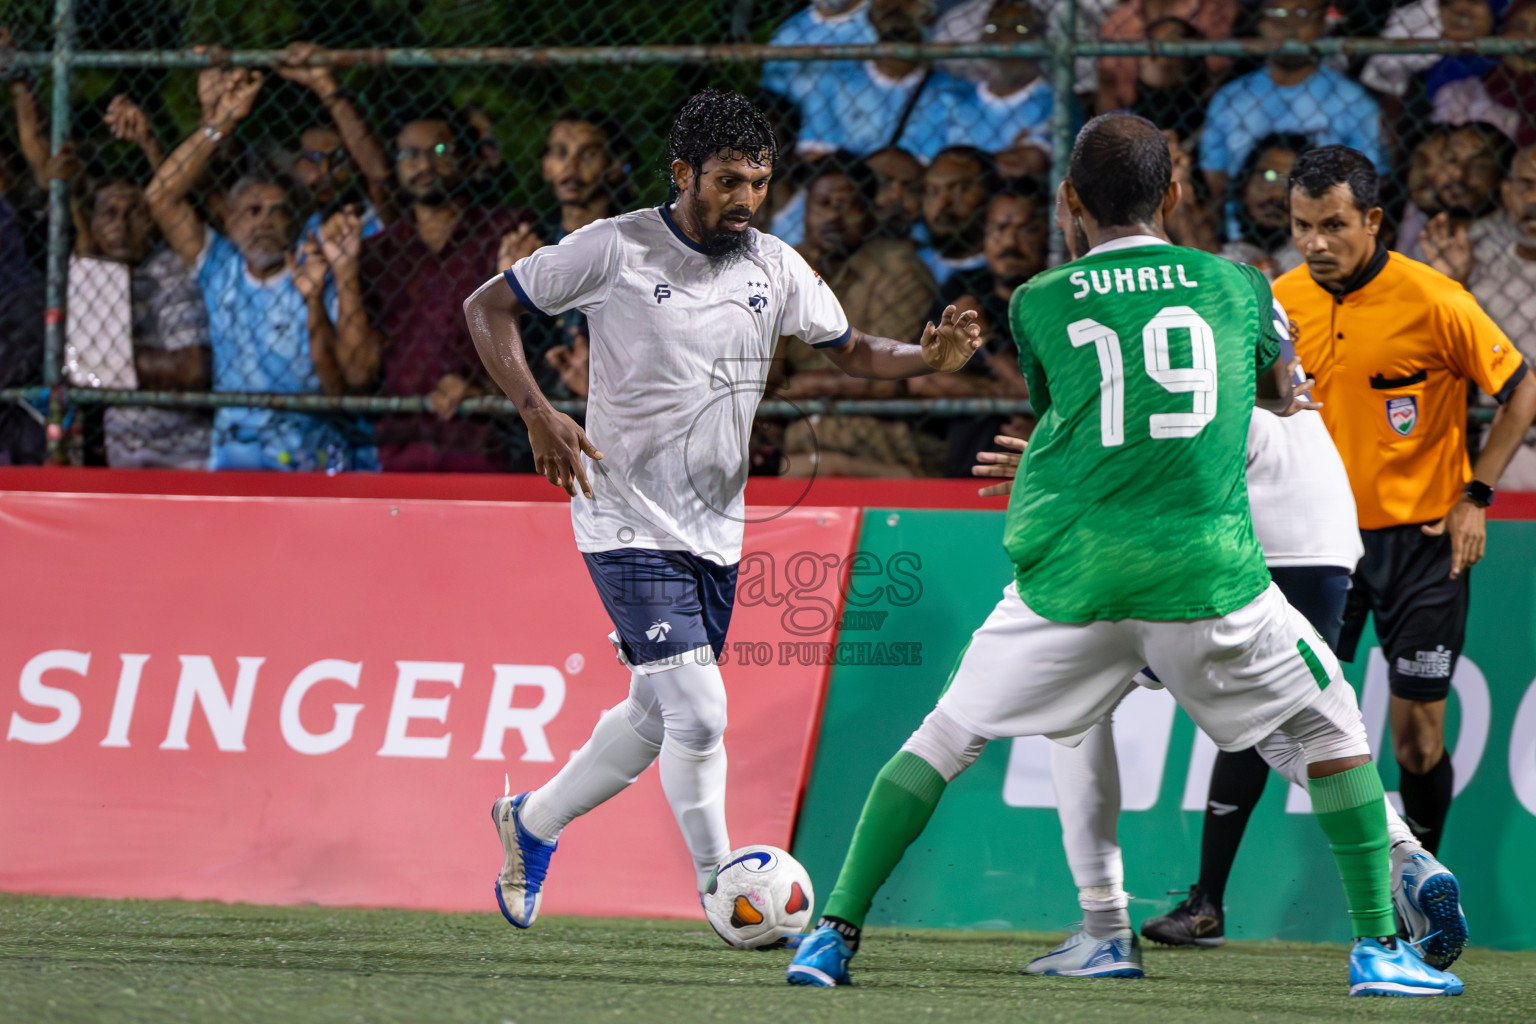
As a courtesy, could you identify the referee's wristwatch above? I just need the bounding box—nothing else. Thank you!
[1463,480,1495,508]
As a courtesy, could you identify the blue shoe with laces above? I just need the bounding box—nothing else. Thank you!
[1023,926,1145,977]
[1348,936,1463,996]
[786,925,854,986]
[491,792,557,928]
[1394,848,1468,969]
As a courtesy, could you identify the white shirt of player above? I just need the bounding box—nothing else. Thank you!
[507,205,850,564]
[1247,407,1363,570]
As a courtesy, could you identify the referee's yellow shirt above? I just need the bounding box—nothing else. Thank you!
[1273,249,1525,530]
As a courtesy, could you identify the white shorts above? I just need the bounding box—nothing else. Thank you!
[936,581,1340,752]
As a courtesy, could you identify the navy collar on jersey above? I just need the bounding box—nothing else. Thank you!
[658,203,711,255]
[1320,241,1389,299]
[1083,233,1170,257]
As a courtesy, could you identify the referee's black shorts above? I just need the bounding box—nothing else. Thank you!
[1336,523,1470,702]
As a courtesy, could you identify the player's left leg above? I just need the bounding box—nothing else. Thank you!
[1145,585,1462,996]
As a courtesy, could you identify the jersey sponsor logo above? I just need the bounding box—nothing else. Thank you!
[645,620,673,641]
[747,280,769,313]
[654,283,672,304]
[1386,395,1417,436]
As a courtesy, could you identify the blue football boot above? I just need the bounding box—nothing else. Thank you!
[1024,927,1145,978]
[1349,937,1463,996]
[1394,848,1468,969]
[491,792,557,928]
[786,925,854,986]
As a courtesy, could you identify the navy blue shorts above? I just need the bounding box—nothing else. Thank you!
[583,548,738,671]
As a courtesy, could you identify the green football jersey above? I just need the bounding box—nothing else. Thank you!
[1004,238,1283,623]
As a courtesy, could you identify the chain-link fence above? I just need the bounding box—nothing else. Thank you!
[0,1,1527,478]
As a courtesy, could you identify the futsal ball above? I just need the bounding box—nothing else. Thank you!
[702,844,814,949]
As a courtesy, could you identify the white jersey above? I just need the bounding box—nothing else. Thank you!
[507,206,850,563]
[1246,407,1364,570]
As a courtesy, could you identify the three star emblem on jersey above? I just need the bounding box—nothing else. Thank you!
[747,280,769,313]
[1386,395,1418,436]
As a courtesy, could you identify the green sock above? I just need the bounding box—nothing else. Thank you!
[1308,764,1396,939]
[820,751,947,929]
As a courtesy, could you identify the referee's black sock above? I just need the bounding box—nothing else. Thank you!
[1195,746,1271,907]
[1396,752,1454,856]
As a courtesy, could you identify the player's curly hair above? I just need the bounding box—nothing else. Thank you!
[667,90,777,194]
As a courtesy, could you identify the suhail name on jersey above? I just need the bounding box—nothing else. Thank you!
[1068,264,1200,299]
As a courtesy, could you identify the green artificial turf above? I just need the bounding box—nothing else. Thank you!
[2,893,1533,1023]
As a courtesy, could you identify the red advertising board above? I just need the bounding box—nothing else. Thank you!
[0,492,859,918]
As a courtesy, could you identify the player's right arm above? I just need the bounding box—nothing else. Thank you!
[145,64,264,269]
[463,274,601,498]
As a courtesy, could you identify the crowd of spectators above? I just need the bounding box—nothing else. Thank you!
[2,0,1536,480]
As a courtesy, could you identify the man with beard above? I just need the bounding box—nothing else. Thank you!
[1423,142,1536,487]
[1200,1,1384,236]
[916,146,1000,291]
[1221,134,1309,279]
[146,66,367,472]
[1402,122,1513,262]
[464,90,982,929]
[1275,144,1536,860]
[330,109,538,471]
[866,146,926,243]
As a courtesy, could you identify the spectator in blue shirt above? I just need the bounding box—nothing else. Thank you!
[145,65,371,472]
[1199,0,1385,236]
[797,0,971,161]
[917,145,1000,289]
[761,0,876,106]
[951,1,1054,156]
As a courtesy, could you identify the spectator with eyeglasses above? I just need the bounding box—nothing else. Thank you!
[1221,133,1310,279]
[948,2,1053,157]
[275,42,394,248]
[329,109,539,472]
[1200,1,1385,239]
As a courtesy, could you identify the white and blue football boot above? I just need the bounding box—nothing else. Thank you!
[1349,936,1463,996]
[1023,927,1145,978]
[1393,848,1468,969]
[786,925,854,986]
[491,792,557,929]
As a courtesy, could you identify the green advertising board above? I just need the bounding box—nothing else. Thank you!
[792,509,1536,950]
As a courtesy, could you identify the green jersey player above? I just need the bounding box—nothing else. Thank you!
[786,113,1464,998]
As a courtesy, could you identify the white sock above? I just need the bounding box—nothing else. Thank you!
[660,736,731,891]
[1049,717,1125,892]
[648,659,732,891]
[519,702,662,842]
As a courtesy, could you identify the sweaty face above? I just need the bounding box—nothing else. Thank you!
[983,194,1047,288]
[89,183,155,265]
[1290,184,1379,286]
[1411,131,1503,217]
[803,174,869,257]
[542,120,620,206]
[867,147,923,238]
[295,126,353,205]
[1242,147,1297,228]
[677,150,773,262]
[226,183,294,272]
[923,153,989,251]
[395,120,462,205]
[1503,147,1536,244]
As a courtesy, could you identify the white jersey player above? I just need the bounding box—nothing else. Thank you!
[461,90,982,931]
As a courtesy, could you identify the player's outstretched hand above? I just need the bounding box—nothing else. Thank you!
[921,305,983,373]
[972,434,1027,497]
[1422,497,1486,579]
[528,408,603,498]
[1277,357,1322,416]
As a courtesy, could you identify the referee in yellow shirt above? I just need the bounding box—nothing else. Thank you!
[1274,146,1536,854]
